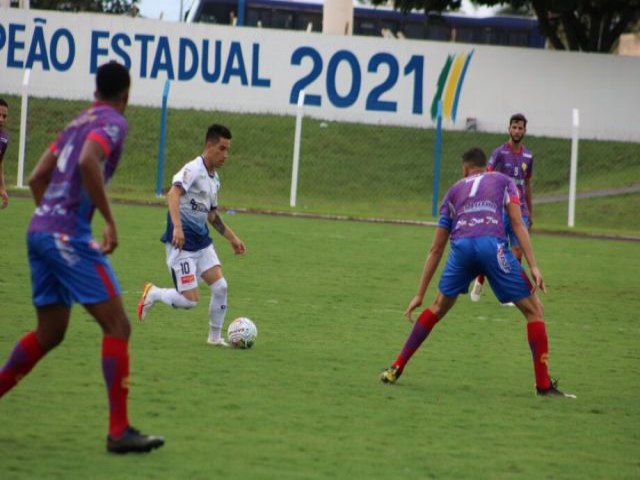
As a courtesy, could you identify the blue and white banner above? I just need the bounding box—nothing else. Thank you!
[1,8,638,140]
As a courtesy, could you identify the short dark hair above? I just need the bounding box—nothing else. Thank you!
[509,113,527,127]
[96,61,130,100]
[462,147,487,168]
[0,98,8,108]
[205,124,232,144]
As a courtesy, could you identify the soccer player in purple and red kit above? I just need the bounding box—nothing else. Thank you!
[470,113,534,303]
[380,148,574,398]
[0,98,10,209]
[0,62,165,453]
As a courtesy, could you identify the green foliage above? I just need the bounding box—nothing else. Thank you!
[372,0,640,52]
[29,0,138,14]
[1,198,639,479]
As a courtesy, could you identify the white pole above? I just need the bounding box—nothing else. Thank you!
[568,108,579,227]
[289,90,305,208]
[17,68,31,189]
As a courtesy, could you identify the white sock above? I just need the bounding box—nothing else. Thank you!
[150,287,197,309]
[208,278,228,341]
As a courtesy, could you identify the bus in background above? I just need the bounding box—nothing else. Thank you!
[185,0,546,49]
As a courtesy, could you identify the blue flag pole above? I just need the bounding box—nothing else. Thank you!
[156,79,171,197]
[432,99,443,217]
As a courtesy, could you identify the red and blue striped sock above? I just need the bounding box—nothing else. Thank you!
[527,320,551,390]
[0,331,46,398]
[102,336,130,438]
[393,308,440,371]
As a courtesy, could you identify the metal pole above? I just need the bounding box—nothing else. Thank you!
[432,99,443,217]
[17,69,31,189]
[290,90,305,207]
[156,79,171,197]
[568,108,579,227]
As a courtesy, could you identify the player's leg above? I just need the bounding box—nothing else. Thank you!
[63,236,164,452]
[381,239,474,384]
[483,239,575,398]
[470,274,485,302]
[1,232,72,397]
[137,244,198,321]
[513,296,575,398]
[0,305,69,397]
[85,297,165,452]
[199,246,228,346]
[381,292,456,384]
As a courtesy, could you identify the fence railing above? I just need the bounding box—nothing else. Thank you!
[3,88,639,237]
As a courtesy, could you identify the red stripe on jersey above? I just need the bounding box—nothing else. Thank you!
[48,142,58,154]
[87,131,112,156]
[509,194,521,205]
[95,263,117,299]
[520,269,533,292]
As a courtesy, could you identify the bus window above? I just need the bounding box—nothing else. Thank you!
[402,21,426,39]
[295,12,322,31]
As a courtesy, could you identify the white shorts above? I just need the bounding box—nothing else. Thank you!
[165,243,221,292]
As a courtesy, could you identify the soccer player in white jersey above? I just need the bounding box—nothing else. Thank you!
[137,124,246,346]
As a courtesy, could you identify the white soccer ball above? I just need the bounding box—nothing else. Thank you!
[227,317,258,349]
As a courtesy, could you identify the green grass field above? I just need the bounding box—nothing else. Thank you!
[2,95,639,236]
[1,198,639,479]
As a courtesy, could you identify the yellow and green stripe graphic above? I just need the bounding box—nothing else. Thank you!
[430,50,474,122]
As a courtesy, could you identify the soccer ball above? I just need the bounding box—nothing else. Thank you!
[227,317,258,349]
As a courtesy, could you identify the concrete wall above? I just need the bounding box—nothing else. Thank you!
[0,8,639,141]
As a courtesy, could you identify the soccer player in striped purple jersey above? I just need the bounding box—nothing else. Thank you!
[0,98,10,209]
[380,148,574,398]
[0,62,165,453]
[471,113,534,304]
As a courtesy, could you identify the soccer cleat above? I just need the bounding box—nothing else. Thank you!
[380,366,402,384]
[107,426,165,454]
[137,283,156,322]
[536,379,577,399]
[470,278,483,302]
[207,337,229,347]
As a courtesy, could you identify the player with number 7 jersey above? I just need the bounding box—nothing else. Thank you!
[380,147,575,398]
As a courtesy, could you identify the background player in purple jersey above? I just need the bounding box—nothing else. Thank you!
[0,98,10,209]
[0,62,165,453]
[137,124,246,346]
[380,148,574,398]
[471,113,534,303]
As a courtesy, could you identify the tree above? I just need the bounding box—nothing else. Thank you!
[29,0,138,14]
[372,0,640,52]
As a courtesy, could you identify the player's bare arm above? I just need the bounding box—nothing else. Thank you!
[507,203,545,293]
[78,139,117,254]
[525,176,533,227]
[167,184,185,249]
[208,210,246,254]
[404,227,449,321]
[0,155,7,209]
[28,149,58,205]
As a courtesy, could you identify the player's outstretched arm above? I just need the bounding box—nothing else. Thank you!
[404,227,449,321]
[78,139,118,253]
[208,210,246,255]
[507,203,545,293]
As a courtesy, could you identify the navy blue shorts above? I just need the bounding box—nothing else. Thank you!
[28,232,121,308]
[438,236,532,303]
